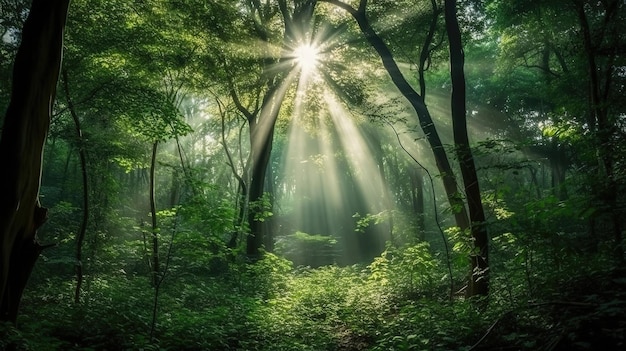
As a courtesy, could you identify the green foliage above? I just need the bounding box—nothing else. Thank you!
[16,232,625,351]
[370,301,487,351]
[237,252,292,300]
[248,193,273,223]
[275,231,340,267]
[353,211,389,233]
[0,322,30,350]
[251,265,366,351]
[368,242,439,299]
[178,185,235,233]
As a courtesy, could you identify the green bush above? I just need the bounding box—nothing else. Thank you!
[368,242,439,299]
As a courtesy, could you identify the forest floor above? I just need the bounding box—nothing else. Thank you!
[470,267,626,351]
[2,257,625,350]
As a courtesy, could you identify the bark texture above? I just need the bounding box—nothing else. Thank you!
[0,0,70,323]
[444,0,489,297]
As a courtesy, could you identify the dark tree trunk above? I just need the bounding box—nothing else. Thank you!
[418,0,443,98]
[263,164,276,252]
[150,142,160,286]
[62,70,90,304]
[409,167,425,239]
[234,0,318,259]
[219,100,248,248]
[444,0,489,297]
[0,0,70,323]
[548,141,568,200]
[246,112,278,258]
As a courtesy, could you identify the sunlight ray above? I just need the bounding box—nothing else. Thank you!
[249,68,300,166]
[324,90,387,216]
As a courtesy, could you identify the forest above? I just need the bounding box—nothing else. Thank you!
[0,0,625,350]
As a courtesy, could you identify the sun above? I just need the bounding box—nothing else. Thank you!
[293,44,320,73]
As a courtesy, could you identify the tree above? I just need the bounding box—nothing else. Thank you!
[0,0,70,323]
[320,0,470,230]
[228,0,319,258]
[573,0,625,263]
[444,0,488,296]
[318,0,493,295]
[60,69,90,303]
[483,0,625,263]
[0,0,29,115]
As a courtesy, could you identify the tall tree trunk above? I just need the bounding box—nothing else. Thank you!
[444,0,489,297]
[418,0,443,98]
[150,142,160,286]
[409,167,425,239]
[230,67,285,259]
[247,113,278,258]
[218,99,248,248]
[263,164,276,252]
[62,69,90,304]
[0,0,70,323]
[548,141,568,200]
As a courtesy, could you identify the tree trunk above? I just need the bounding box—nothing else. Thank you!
[0,0,70,323]
[409,167,425,239]
[263,164,276,252]
[418,0,443,98]
[219,100,248,248]
[548,141,568,200]
[62,69,90,304]
[236,1,317,259]
[247,113,278,258]
[444,0,489,297]
[150,142,160,286]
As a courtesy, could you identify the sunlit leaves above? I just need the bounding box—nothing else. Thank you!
[176,183,236,239]
[354,211,389,233]
[368,242,438,297]
[117,91,192,143]
[87,53,128,76]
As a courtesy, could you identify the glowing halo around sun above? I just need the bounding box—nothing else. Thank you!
[292,43,320,74]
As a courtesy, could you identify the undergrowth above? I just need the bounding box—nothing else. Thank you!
[3,242,624,350]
